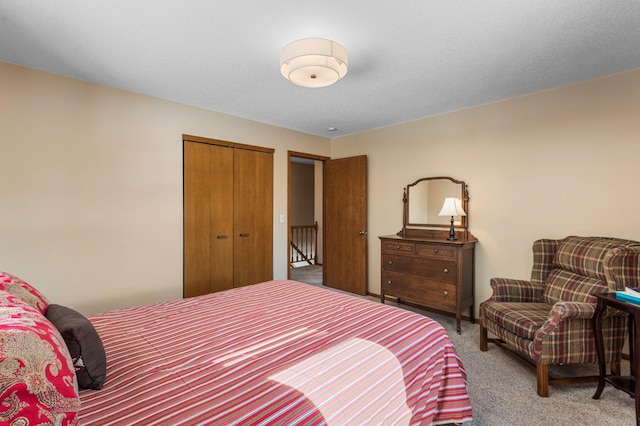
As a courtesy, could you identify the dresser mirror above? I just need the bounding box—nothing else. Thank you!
[403,176,469,230]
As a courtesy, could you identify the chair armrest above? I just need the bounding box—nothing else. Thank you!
[537,301,626,337]
[549,301,595,320]
[534,301,628,360]
[550,301,628,320]
[534,302,595,346]
[489,278,544,302]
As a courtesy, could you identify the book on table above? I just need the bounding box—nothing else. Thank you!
[615,287,640,305]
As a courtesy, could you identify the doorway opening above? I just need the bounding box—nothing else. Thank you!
[288,151,327,286]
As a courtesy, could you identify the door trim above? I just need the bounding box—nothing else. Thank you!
[184,134,275,154]
[287,151,330,279]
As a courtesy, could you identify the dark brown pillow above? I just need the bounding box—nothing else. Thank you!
[45,304,106,390]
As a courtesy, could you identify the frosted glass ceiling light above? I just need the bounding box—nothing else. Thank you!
[280,38,348,88]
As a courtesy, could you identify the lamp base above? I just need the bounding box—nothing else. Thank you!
[447,217,457,241]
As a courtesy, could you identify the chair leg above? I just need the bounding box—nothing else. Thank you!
[480,325,488,351]
[537,363,549,397]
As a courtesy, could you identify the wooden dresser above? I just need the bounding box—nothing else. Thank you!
[379,230,477,333]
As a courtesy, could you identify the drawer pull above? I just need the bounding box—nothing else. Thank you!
[443,290,449,297]
[443,268,449,273]
[396,245,401,250]
[434,249,439,253]
[388,261,393,265]
[387,280,392,284]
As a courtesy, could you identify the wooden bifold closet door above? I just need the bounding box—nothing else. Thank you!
[183,137,273,298]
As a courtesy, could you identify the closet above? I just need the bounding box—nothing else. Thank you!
[183,135,274,298]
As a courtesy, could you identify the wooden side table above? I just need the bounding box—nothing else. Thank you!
[592,292,640,426]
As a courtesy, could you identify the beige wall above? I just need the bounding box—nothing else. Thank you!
[0,62,330,315]
[332,68,640,316]
[289,162,315,226]
[2,60,640,318]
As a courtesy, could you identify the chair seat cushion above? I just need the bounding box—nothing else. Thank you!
[482,302,551,340]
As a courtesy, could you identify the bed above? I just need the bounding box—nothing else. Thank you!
[1,275,472,425]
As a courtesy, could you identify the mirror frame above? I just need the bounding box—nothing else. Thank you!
[402,176,469,230]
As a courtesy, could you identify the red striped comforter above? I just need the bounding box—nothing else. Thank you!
[78,280,472,425]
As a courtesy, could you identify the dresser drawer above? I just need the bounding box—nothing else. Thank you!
[382,272,456,311]
[382,240,415,255]
[382,254,457,283]
[416,243,456,259]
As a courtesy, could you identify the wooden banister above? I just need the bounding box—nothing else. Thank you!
[290,222,318,267]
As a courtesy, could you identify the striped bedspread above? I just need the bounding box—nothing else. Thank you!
[78,280,472,425]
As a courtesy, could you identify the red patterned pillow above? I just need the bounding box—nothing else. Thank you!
[0,295,80,425]
[0,289,39,313]
[0,271,49,314]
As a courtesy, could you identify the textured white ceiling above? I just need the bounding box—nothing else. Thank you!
[1,1,639,137]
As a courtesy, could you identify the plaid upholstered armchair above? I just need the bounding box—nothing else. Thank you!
[480,236,640,397]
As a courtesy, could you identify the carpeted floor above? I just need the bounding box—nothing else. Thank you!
[291,271,636,425]
[290,264,323,286]
[425,309,635,426]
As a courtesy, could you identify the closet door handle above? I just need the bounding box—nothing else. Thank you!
[216,235,229,239]
[239,233,250,237]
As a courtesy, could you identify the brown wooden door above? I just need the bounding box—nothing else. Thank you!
[233,148,274,286]
[323,155,368,295]
[183,142,234,297]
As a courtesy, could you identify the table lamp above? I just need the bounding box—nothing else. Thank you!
[438,197,466,240]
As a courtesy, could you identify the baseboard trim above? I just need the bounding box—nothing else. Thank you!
[366,291,472,322]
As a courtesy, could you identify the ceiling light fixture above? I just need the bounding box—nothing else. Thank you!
[280,38,348,88]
